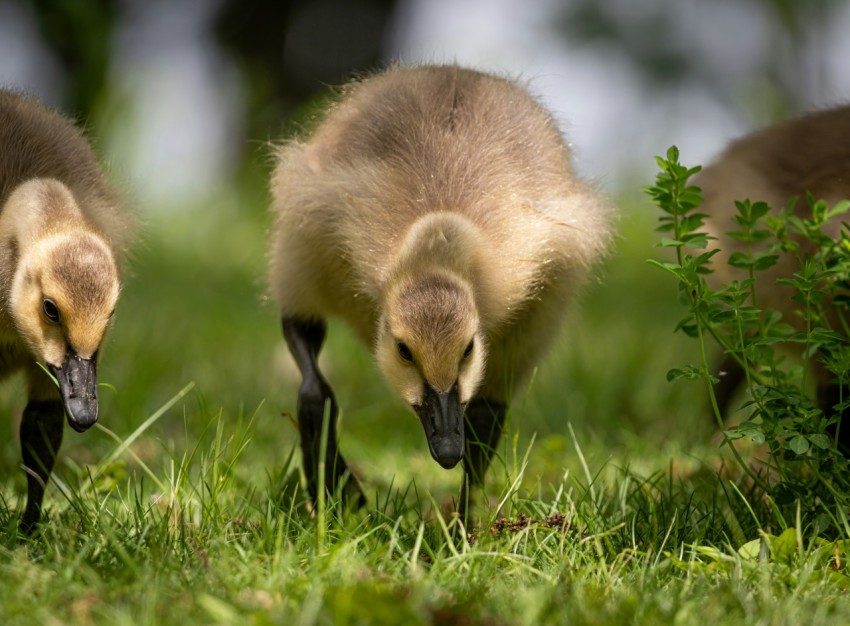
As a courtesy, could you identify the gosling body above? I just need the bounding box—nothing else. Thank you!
[0,91,132,532]
[697,105,850,441]
[269,65,613,515]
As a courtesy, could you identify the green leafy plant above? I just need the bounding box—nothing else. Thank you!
[646,146,850,534]
[668,526,850,590]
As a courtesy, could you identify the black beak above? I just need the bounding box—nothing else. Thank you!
[414,384,464,469]
[47,351,98,433]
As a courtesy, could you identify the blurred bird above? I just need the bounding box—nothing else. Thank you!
[697,105,850,447]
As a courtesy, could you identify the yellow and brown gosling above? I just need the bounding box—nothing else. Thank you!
[0,90,133,533]
[269,65,614,519]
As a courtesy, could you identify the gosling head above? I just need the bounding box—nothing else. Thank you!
[7,182,120,432]
[376,272,487,469]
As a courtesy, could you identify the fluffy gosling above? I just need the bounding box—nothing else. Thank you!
[0,91,132,533]
[269,65,614,518]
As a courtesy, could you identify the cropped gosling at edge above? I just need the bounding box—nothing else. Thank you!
[0,91,133,533]
[269,65,614,517]
[696,105,850,447]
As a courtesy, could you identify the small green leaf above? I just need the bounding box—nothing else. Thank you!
[752,253,779,270]
[728,252,754,269]
[666,366,703,382]
[770,528,800,565]
[682,234,709,249]
[788,435,810,455]
[807,433,832,449]
[738,537,764,561]
[665,146,680,162]
[658,237,684,247]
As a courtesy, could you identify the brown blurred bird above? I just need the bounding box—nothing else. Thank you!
[697,105,850,446]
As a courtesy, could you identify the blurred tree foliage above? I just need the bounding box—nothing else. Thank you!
[557,0,844,122]
[12,0,847,167]
[214,0,398,140]
[17,0,398,138]
[24,0,118,118]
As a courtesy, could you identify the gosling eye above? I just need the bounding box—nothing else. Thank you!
[397,341,414,363]
[463,339,474,359]
[42,298,60,324]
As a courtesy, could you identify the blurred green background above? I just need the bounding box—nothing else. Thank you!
[0,0,847,506]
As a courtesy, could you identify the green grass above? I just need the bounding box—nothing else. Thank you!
[1,181,849,625]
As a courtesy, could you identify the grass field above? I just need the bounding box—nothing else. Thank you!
[1,171,849,625]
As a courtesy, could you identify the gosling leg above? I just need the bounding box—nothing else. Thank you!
[711,352,746,424]
[819,382,850,453]
[19,399,65,535]
[458,397,506,525]
[282,316,366,508]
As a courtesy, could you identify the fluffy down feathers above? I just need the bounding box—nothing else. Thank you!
[697,105,850,322]
[269,65,614,403]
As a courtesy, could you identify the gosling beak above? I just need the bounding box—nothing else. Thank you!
[47,351,98,433]
[414,383,464,469]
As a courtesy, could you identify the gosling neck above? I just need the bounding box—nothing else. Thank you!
[388,211,482,288]
[0,178,89,246]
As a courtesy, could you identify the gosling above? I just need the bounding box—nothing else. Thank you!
[697,105,850,445]
[0,91,132,533]
[269,65,613,518]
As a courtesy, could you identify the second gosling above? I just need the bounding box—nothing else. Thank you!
[269,65,614,517]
